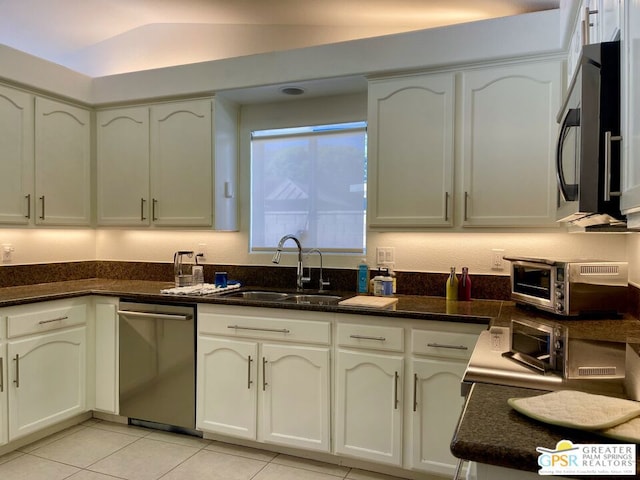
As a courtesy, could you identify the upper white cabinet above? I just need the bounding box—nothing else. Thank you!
[368,73,455,227]
[461,60,562,227]
[97,97,238,229]
[620,0,640,218]
[35,97,91,225]
[97,106,150,226]
[0,85,33,225]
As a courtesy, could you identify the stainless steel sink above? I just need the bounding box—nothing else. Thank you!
[282,294,342,305]
[223,291,290,301]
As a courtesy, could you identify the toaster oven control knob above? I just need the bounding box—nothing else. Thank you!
[555,290,564,300]
[556,302,564,312]
[555,339,563,351]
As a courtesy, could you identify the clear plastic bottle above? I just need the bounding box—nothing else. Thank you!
[445,266,458,301]
[458,266,472,301]
[357,258,369,293]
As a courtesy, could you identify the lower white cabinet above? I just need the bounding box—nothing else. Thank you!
[197,305,331,452]
[408,357,466,475]
[2,299,88,442]
[335,349,404,466]
[94,298,119,414]
[7,326,86,440]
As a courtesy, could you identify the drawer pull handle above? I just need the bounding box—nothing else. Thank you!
[38,315,69,325]
[350,335,386,342]
[427,342,468,351]
[13,354,19,388]
[393,371,399,410]
[262,357,268,391]
[227,325,291,334]
[413,373,418,412]
[247,355,253,389]
[0,357,3,393]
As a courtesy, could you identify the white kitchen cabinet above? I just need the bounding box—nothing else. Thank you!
[619,0,640,219]
[197,336,258,439]
[0,84,33,225]
[197,305,331,452]
[7,327,86,440]
[335,348,404,466]
[34,97,91,225]
[97,97,238,229]
[261,343,330,451]
[94,298,119,414]
[3,299,87,441]
[334,321,405,466]
[367,73,455,227]
[461,60,562,227]
[96,106,150,226]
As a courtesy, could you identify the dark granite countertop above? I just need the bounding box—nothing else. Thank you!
[451,383,640,478]
[0,278,499,325]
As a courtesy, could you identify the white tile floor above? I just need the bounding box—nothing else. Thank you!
[0,420,416,480]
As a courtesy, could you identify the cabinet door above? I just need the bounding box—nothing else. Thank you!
[197,336,258,439]
[335,349,403,466]
[34,97,91,225]
[620,0,640,215]
[461,61,562,226]
[97,107,150,226]
[409,357,466,477]
[0,343,7,446]
[261,343,330,452]
[150,99,213,226]
[368,74,455,227]
[0,85,33,225]
[7,326,86,440]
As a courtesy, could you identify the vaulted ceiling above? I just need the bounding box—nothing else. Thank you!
[0,0,559,77]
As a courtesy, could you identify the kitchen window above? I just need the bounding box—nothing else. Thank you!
[250,121,367,253]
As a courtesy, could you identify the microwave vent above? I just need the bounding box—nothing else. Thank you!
[577,366,617,376]
[579,265,619,275]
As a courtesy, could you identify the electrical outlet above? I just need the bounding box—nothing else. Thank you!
[491,248,504,270]
[376,247,395,266]
[2,244,15,263]
[197,243,208,262]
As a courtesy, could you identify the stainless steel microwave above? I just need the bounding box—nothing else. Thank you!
[505,256,627,316]
[556,41,624,227]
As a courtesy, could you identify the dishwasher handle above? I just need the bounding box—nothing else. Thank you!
[117,310,193,321]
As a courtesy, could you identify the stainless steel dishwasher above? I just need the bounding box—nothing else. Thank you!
[117,300,196,432]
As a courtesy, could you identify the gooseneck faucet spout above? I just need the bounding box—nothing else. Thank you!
[307,248,330,292]
[272,234,309,291]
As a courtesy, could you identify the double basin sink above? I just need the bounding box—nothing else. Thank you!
[221,290,343,305]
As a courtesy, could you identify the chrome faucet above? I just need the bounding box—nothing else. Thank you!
[173,250,194,286]
[307,248,330,292]
[272,234,310,291]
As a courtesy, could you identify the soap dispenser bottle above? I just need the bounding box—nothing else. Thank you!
[357,258,369,293]
[445,266,458,301]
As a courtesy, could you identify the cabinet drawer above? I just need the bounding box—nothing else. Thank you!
[337,323,404,352]
[199,312,330,345]
[7,302,87,338]
[411,329,478,360]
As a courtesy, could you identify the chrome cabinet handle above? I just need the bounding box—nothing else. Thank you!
[141,198,146,221]
[0,357,3,393]
[413,373,418,412]
[393,371,399,410]
[444,192,450,221]
[39,196,45,220]
[262,357,268,391]
[349,335,386,342]
[152,198,158,221]
[25,194,31,219]
[38,315,69,325]
[13,354,19,388]
[463,192,469,221]
[427,342,468,351]
[247,355,253,389]
[604,131,622,201]
[228,325,291,334]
